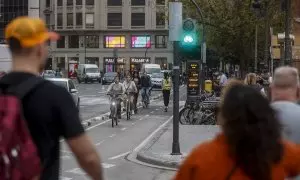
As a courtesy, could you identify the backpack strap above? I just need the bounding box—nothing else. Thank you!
[7,77,45,99]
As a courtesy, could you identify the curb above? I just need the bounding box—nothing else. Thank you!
[135,120,183,169]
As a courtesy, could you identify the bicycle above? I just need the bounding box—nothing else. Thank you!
[107,93,123,127]
[125,92,135,120]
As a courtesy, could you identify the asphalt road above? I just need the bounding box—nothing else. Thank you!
[77,82,162,120]
[60,83,186,180]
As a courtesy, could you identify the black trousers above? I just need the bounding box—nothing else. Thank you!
[162,90,170,107]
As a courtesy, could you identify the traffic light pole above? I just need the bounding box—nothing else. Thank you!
[190,0,206,89]
[171,41,181,155]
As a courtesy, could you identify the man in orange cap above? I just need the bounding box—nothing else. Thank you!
[1,17,103,180]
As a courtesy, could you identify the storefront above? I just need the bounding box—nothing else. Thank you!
[130,57,150,72]
[68,58,79,78]
[103,57,125,73]
[155,57,168,70]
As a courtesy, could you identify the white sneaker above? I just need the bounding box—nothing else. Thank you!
[131,110,135,115]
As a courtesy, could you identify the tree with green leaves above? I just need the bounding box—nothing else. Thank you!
[180,0,284,74]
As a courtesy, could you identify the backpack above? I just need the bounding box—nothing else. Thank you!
[0,77,44,180]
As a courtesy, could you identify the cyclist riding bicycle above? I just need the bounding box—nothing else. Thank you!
[107,76,125,119]
[123,74,138,115]
[140,71,152,106]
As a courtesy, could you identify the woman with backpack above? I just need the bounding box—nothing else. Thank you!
[175,81,300,180]
[162,72,171,112]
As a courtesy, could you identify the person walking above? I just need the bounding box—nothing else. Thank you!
[175,82,300,180]
[162,72,171,112]
[244,72,266,96]
[0,16,103,180]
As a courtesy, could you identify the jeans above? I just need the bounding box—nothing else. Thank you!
[141,87,150,103]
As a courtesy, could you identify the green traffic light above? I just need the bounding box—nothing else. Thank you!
[183,35,194,43]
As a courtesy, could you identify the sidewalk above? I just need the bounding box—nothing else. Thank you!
[136,123,220,169]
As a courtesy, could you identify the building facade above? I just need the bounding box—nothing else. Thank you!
[40,0,172,74]
[0,0,40,42]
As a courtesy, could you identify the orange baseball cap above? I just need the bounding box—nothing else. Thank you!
[5,16,60,48]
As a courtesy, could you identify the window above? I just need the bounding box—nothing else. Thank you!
[131,13,145,26]
[131,36,151,48]
[67,0,73,6]
[155,35,168,48]
[57,13,63,27]
[131,0,145,6]
[68,80,76,90]
[46,0,51,7]
[76,13,82,26]
[67,13,73,26]
[57,0,62,6]
[86,0,94,5]
[107,13,122,26]
[69,35,79,48]
[107,0,122,6]
[76,0,82,5]
[86,57,99,65]
[104,36,126,48]
[85,13,94,27]
[156,0,165,5]
[85,35,99,48]
[156,12,165,26]
[45,14,51,25]
[57,36,65,48]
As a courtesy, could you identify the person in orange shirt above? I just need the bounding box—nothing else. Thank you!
[175,83,300,180]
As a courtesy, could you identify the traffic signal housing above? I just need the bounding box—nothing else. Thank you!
[180,18,198,49]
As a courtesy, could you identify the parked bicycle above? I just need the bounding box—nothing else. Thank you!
[180,91,219,125]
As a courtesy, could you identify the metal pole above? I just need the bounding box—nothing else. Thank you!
[171,40,181,155]
[284,0,292,65]
[169,0,181,155]
[190,0,205,89]
[254,24,258,73]
[280,43,285,66]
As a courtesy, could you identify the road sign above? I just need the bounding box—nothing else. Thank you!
[186,60,200,98]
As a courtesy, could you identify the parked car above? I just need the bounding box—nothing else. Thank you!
[42,70,56,78]
[151,73,164,89]
[46,78,80,111]
[102,72,117,85]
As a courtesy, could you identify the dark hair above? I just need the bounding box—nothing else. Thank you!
[7,37,33,55]
[221,84,283,180]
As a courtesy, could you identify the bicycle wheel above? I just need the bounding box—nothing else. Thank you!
[179,107,194,125]
[126,100,130,120]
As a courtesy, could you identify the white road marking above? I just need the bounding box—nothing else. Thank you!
[155,109,159,111]
[95,140,105,146]
[150,111,154,114]
[108,151,130,160]
[85,119,111,130]
[121,128,126,131]
[61,155,71,159]
[61,177,72,180]
[133,115,173,152]
[66,168,86,175]
[60,150,72,154]
[102,163,116,169]
[145,115,149,117]
[139,118,143,121]
[109,134,116,138]
[131,122,135,125]
[79,95,97,97]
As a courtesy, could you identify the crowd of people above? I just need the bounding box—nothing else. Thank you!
[3,16,300,180]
